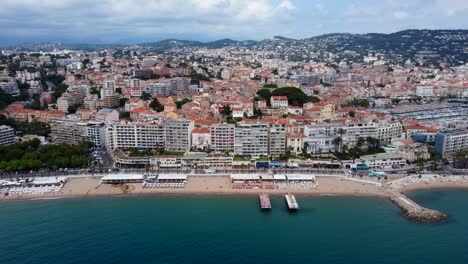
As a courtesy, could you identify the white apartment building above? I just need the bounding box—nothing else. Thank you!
[435,130,468,157]
[164,120,194,152]
[191,129,211,149]
[57,96,71,112]
[269,123,287,157]
[86,122,106,148]
[361,153,406,170]
[105,122,165,150]
[303,123,347,154]
[377,121,403,144]
[234,123,269,158]
[345,122,378,146]
[270,96,288,109]
[0,125,15,145]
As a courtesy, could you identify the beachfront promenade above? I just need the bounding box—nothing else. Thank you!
[0,168,350,179]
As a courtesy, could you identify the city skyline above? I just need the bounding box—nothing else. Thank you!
[1,0,468,45]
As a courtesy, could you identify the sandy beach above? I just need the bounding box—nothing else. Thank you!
[2,174,468,202]
[0,176,387,201]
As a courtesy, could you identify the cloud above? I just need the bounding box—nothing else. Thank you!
[312,3,329,16]
[393,11,409,20]
[0,0,297,43]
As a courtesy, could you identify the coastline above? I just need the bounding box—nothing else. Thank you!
[1,176,388,202]
[4,175,468,203]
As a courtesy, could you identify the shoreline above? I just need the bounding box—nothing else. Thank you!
[2,175,468,203]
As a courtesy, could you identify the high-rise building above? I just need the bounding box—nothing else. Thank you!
[105,122,165,150]
[50,116,87,145]
[170,77,190,96]
[86,122,106,148]
[164,120,194,152]
[210,124,235,152]
[377,121,403,144]
[269,123,287,157]
[435,130,468,157]
[235,123,269,158]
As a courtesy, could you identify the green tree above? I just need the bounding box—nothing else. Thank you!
[140,91,152,100]
[150,98,165,112]
[256,89,272,105]
[359,99,370,108]
[348,110,355,117]
[221,105,232,117]
[67,105,77,114]
[119,98,129,107]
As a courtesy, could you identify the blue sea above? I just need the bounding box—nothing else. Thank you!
[1,190,468,264]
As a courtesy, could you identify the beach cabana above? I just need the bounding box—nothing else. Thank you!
[230,174,261,182]
[273,174,287,181]
[31,176,68,187]
[260,174,274,182]
[102,174,145,184]
[157,174,188,183]
[286,174,316,182]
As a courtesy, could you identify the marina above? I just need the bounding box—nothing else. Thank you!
[285,193,299,210]
[259,193,271,210]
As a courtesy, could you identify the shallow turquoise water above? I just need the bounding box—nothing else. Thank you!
[1,190,468,264]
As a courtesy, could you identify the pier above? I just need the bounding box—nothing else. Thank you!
[259,193,271,210]
[388,191,447,223]
[285,193,299,210]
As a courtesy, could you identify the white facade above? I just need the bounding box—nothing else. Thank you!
[191,130,211,149]
[164,120,194,152]
[105,123,165,150]
[416,86,434,97]
[0,125,15,145]
[235,123,269,158]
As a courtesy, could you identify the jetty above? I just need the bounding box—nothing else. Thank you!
[285,193,299,210]
[259,193,271,210]
[388,191,447,223]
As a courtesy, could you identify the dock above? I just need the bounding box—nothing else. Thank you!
[285,193,299,210]
[388,191,447,223]
[259,193,271,210]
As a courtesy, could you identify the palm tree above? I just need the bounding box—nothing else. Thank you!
[332,137,342,153]
[341,144,349,154]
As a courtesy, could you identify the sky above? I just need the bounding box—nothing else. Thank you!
[0,0,467,45]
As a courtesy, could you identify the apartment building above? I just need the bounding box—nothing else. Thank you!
[303,123,347,154]
[0,125,15,145]
[86,122,106,148]
[234,123,269,158]
[269,123,287,157]
[105,122,164,150]
[377,121,403,144]
[210,124,235,152]
[50,116,87,145]
[435,129,468,157]
[345,121,378,146]
[270,96,288,109]
[164,120,194,152]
